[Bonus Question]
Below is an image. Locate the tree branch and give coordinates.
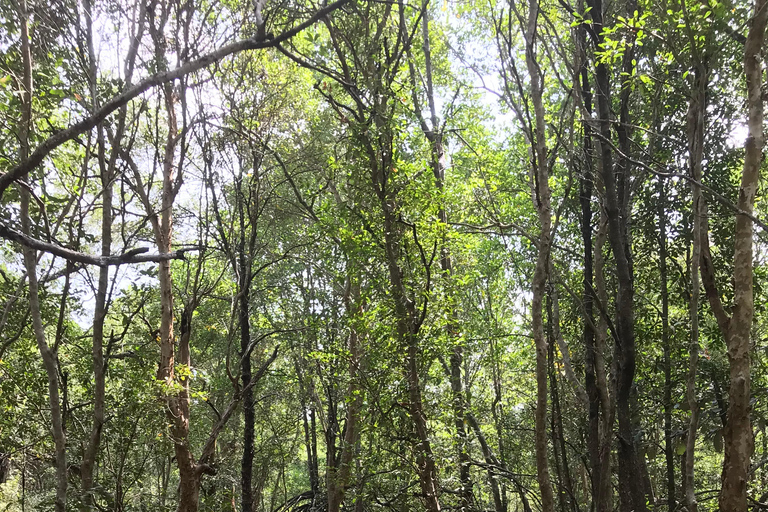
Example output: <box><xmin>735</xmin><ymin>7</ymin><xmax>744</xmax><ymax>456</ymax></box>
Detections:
<box><xmin>0</xmin><ymin>224</ymin><xmax>194</xmax><ymax>267</ymax></box>
<box><xmin>0</xmin><ymin>0</ymin><xmax>354</xmax><ymax>199</ymax></box>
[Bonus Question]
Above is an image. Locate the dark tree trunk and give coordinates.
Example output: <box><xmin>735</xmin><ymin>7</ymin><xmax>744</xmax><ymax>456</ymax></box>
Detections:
<box><xmin>240</xmin><ymin>262</ymin><xmax>255</xmax><ymax>512</ymax></box>
<box><xmin>408</xmin><ymin>4</ymin><xmax>472</xmax><ymax>506</ymax></box>
<box><xmin>585</xmin><ymin>0</ymin><xmax>645</xmax><ymax>508</ymax></box>
<box><xmin>383</xmin><ymin>206</ymin><xmax>441</xmax><ymax>512</ymax></box>
<box><xmin>547</xmin><ymin>311</ymin><xmax>577</xmax><ymax>512</ymax></box>
<box><xmin>658</xmin><ymin>176</ymin><xmax>676</xmax><ymax>512</ymax></box>
<box><xmin>577</xmin><ymin>28</ymin><xmax>603</xmax><ymax>512</ymax></box>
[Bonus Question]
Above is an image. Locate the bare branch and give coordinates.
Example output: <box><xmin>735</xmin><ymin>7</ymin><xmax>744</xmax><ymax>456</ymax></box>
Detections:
<box><xmin>0</xmin><ymin>224</ymin><xmax>195</xmax><ymax>267</ymax></box>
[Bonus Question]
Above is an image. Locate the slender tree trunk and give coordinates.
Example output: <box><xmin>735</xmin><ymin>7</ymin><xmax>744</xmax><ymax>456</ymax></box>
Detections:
<box><xmin>370</xmin><ymin>142</ymin><xmax>441</xmax><ymax>511</ymax></box>
<box><xmin>576</xmin><ymin>24</ymin><xmax>607</xmax><ymax>512</ymax></box>
<box><xmin>145</xmin><ymin>9</ymin><xmax>202</xmax><ymax>509</ymax></box>
<box><xmin>593</xmin><ymin>210</ymin><xmax>614</xmax><ymax>512</ymax></box>
<box><xmin>466</xmin><ymin>413</ymin><xmax>505</xmax><ymax>512</ymax></box>
<box><xmin>384</xmin><ymin>210</ymin><xmax>441</xmax><ymax>512</ymax></box>
<box><xmin>643</xmin><ymin>80</ymin><xmax>674</xmax><ymax>512</ymax></box>
<box><xmin>547</xmin><ymin>316</ymin><xmax>576</xmax><ymax>512</ymax></box>
<box><xmin>79</xmin><ymin>0</ymin><xmax>144</xmax><ymax>501</ymax></box>
<box><xmin>296</xmin><ymin>361</ymin><xmax>320</xmax><ymax>495</ymax></box>
<box><xmin>658</xmin><ymin>176</ymin><xmax>676</xmax><ymax>512</ymax></box>
<box><xmin>586</xmin><ymin>0</ymin><xmax>646</xmax><ymax>508</ymax></box>
<box><xmin>490</xmin><ymin>333</ymin><xmax>509</xmax><ymax>512</ymax></box>
<box><xmin>328</xmin><ymin>280</ymin><xmax>365</xmax><ymax>512</ymax></box>
<box><xmin>240</xmin><ymin>261</ymin><xmax>255</xmax><ymax>512</ymax></box>
<box><xmin>414</xmin><ymin>4</ymin><xmax>472</xmax><ymax>507</ymax></box>
<box><xmin>525</xmin><ymin>1</ymin><xmax>556</xmax><ymax>510</ymax></box>
<box><xmin>683</xmin><ymin>62</ymin><xmax>707</xmax><ymax>512</ymax></box>
<box><xmin>17</xmin><ymin>4</ymin><xmax>67</xmax><ymax>510</ymax></box>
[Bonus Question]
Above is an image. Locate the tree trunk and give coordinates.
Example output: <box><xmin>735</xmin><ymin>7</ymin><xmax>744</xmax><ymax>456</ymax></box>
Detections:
<box><xmin>593</xmin><ymin>208</ymin><xmax>614</xmax><ymax>512</ymax></box>
<box><xmin>547</xmin><ymin>316</ymin><xmax>576</xmax><ymax>512</ymax></box>
<box><xmin>683</xmin><ymin>62</ymin><xmax>707</xmax><ymax>512</ymax></box>
<box><xmin>525</xmin><ymin>1</ymin><xmax>556</xmax><ymax>510</ymax></box>
<box><xmin>586</xmin><ymin>0</ymin><xmax>645</xmax><ymax>508</ymax></box>
<box><xmin>240</xmin><ymin>261</ymin><xmax>255</xmax><ymax>512</ymax></box>
<box><xmin>576</xmin><ymin>25</ymin><xmax>610</xmax><ymax>512</ymax></box>
<box><xmin>716</xmin><ymin>2</ymin><xmax>768</xmax><ymax>509</ymax></box>
<box><xmin>144</xmin><ymin>9</ymin><xmax>203</xmax><ymax>509</ymax></box>
<box><xmin>17</xmin><ymin>3</ymin><xmax>67</xmax><ymax>510</ymax></box>
<box><xmin>379</xmin><ymin>197</ymin><xmax>441</xmax><ymax>512</ymax></box>
<box><xmin>296</xmin><ymin>360</ymin><xmax>320</xmax><ymax>495</ymax></box>
<box><xmin>80</xmin><ymin>0</ymin><xmax>147</xmax><ymax>502</ymax></box>
<box><xmin>414</xmin><ymin>4</ymin><xmax>472</xmax><ymax>507</ymax></box>
<box><xmin>328</xmin><ymin>280</ymin><xmax>365</xmax><ymax>512</ymax></box>
<box><xmin>466</xmin><ymin>413</ymin><xmax>506</xmax><ymax>512</ymax></box>
<box><xmin>659</xmin><ymin>176</ymin><xmax>676</xmax><ymax>512</ymax></box>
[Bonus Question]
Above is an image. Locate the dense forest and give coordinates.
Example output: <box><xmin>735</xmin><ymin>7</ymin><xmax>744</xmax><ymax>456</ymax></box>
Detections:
<box><xmin>1</xmin><ymin>0</ymin><xmax>767</xmax><ymax>510</ymax></box>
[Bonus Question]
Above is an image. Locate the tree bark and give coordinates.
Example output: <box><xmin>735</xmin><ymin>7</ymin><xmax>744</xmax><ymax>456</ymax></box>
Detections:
<box><xmin>658</xmin><ymin>177</ymin><xmax>676</xmax><ymax>512</ymax></box>
<box><xmin>714</xmin><ymin>2</ymin><xmax>768</xmax><ymax>510</ymax></box>
<box><xmin>327</xmin><ymin>280</ymin><xmax>365</xmax><ymax>512</ymax></box>
<box><xmin>16</xmin><ymin>2</ymin><xmax>67</xmax><ymax>509</ymax></box>
<box><xmin>80</xmin><ymin>0</ymin><xmax>145</xmax><ymax>504</ymax></box>
<box><xmin>575</xmin><ymin>24</ymin><xmax>612</xmax><ymax>512</ymax></box>
<box><xmin>585</xmin><ymin>0</ymin><xmax>645</xmax><ymax>507</ymax></box>
<box><xmin>683</xmin><ymin>62</ymin><xmax>707</xmax><ymax>512</ymax></box>
<box><xmin>524</xmin><ymin>1</ymin><xmax>556</xmax><ymax>510</ymax></box>
<box><xmin>593</xmin><ymin>208</ymin><xmax>614</xmax><ymax>512</ymax></box>
<box><xmin>383</xmin><ymin>207</ymin><xmax>441</xmax><ymax>512</ymax></box>
<box><xmin>466</xmin><ymin>413</ymin><xmax>506</xmax><ymax>512</ymax></box>
<box><xmin>546</xmin><ymin>312</ymin><xmax>577</xmax><ymax>512</ymax></box>
<box><xmin>145</xmin><ymin>10</ymin><xmax>199</xmax><ymax>509</ymax></box>
<box><xmin>240</xmin><ymin>259</ymin><xmax>255</xmax><ymax>512</ymax></box>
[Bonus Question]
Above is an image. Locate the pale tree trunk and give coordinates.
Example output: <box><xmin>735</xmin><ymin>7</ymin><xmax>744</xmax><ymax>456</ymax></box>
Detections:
<box><xmin>79</xmin><ymin>0</ymin><xmax>145</xmax><ymax>505</ymax></box>
<box><xmin>701</xmin><ymin>2</ymin><xmax>768</xmax><ymax>510</ymax></box>
<box><xmin>144</xmin><ymin>5</ymin><xmax>201</xmax><ymax>509</ymax></box>
<box><xmin>524</xmin><ymin>1</ymin><xmax>555</xmax><ymax>511</ymax></box>
<box><xmin>721</xmin><ymin>5</ymin><xmax>768</xmax><ymax>507</ymax></box>
<box><xmin>79</xmin><ymin>0</ymin><xmax>109</xmax><ymax>502</ymax></box>
<box><xmin>152</xmin><ymin>81</ymin><xmax>203</xmax><ymax>512</ymax></box>
<box><xmin>17</xmin><ymin>2</ymin><xmax>67</xmax><ymax>510</ymax></box>
<box><xmin>683</xmin><ymin>62</ymin><xmax>707</xmax><ymax>512</ymax></box>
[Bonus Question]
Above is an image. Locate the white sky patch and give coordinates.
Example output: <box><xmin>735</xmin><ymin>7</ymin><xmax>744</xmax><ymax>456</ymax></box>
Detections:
<box><xmin>727</xmin><ymin>123</ymin><xmax>748</xmax><ymax>149</ymax></box>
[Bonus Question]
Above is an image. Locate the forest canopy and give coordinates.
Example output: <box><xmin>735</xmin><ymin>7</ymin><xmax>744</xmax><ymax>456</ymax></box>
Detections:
<box><xmin>0</xmin><ymin>0</ymin><xmax>767</xmax><ymax>511</ymax></box>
